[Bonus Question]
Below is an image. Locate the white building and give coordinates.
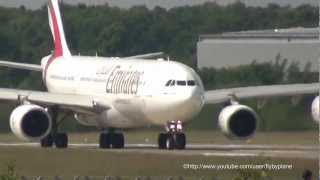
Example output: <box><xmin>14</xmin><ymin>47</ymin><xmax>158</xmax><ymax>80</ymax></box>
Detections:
<box><xmin>197</xmin><ymin>28</ymin><xmax>319</xmax><ymax>71</ymax></box>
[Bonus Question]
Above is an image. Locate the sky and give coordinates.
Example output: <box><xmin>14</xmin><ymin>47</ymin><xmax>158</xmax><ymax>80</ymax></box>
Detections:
<box><xmin>0</xmin><ymin>0</ymin><xmax>318</xmax><ymax>10</ymax></box>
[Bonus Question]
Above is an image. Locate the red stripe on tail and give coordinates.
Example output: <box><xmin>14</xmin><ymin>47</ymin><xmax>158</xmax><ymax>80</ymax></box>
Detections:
<box><xmin>43</xmin><ymin>1</ymin><xmax>63</xmax><ymax>85</ymax></box>
<box><xmin>49</xmin><ymin>0</ymin><xmax>63</xmax><ymax>58</ymax></box>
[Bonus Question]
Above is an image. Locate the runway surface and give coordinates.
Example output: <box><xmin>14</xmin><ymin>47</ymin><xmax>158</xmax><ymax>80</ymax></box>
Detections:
<box><xmin>0</xmin><ymin>142</ymin><xmax>318</xmax><ymax>160</ymax></box>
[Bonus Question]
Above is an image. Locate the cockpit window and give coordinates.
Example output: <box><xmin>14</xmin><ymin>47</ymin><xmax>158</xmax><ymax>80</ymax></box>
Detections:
<box><xmin>166</xmin><ymin>80</ymin><xmax>197</xmax><ymax>87</ymax></box>
<box><xmin>177</xmin><ymin>81</ymin><xmax>186</xmax><ymax>86</ymax></box>
<box><xmin>165</xmin><ymin>80</ymin><xmax>172</xmax><ymax>86</ymax></box>
<box><xmin>187</xmin><ymin>80</ymin><xmax>196</xmax><ymax>86</ymax></box>
<box><xmin>170</xmin><ymin>80</ymin><xmax>175</xmax><ymax>86</ymax></box>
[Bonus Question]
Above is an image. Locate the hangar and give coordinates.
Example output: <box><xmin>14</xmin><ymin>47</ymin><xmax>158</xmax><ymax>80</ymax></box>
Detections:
<box><xmin>197</xmin><ymin>27</ymin><xmax>319</xmax><ymax>71</ymax></box>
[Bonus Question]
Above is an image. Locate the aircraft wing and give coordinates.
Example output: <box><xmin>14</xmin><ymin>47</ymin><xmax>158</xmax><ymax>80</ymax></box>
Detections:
<box><xmin>0</xmin><ymin>60</ymin><xmax>42</xmax><ymax>72</ymax></box>
<box><xmin>124</xmin><ymin>52</ymin><xmax>164</xmax><ymax>59</ymax></box>
<box><xmin>205</xmin><ymin>83</ymin><xmax>319</xmax><ymax>104</ymax></box>
<box><xmin>0</xmin><ymin>88</ymin><xmax>109</xmax><ymax>114</ymax></box>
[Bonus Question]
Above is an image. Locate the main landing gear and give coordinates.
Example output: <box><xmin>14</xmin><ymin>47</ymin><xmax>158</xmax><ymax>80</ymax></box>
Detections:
<box><xmin>158</xmin><ymin>121</ymin><xmax>186</xmax><ymax>150</ymax></box>
<box><xmin>41</xmin><ymin>107</ymin><xmax>69</xmax><ymax>148</ymax></box>
<box><xmin>41</xmin><ymin>133</ymin><xmax>68</xmax><ymax>148</ymax></box>
<box><xmin>40</xmin><ymin>106</ymin><xmax>125</xmax><ymax>149</ymax></box>
<box><xmin>99</xmin><ymin>130</ymin><xmax>125</xmax><ymax>149</ymax></box>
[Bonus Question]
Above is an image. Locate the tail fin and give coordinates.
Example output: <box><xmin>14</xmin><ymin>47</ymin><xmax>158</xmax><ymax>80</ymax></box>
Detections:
<box><xmin>48</xmin><ymin>0</ymin><xmax>71</xmax><ymax>57</ymax></box>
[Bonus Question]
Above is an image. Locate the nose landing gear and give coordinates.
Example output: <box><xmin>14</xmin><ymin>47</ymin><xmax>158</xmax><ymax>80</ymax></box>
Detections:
<box><xmin>158</xmin><ymin>121</ymin><xmax>186</xmax><ymax>150</ymax></box>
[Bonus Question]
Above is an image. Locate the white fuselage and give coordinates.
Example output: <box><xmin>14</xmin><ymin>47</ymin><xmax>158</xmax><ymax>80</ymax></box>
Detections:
<box><xmin>42</xmin><ymin>56</ymin><xmax>205</xmax><ymax>128</ymax></box>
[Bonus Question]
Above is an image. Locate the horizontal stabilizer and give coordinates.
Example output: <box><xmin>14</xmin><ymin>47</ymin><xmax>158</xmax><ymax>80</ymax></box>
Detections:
<box><xmin>124</xmin><ymin>52</ymin><xmax>164</xmax><ymax>59</ymax></box>
<box><xmin>0</xmin><ymin>60</ymin><xmax>42</xmax><ymax>72</ymax></box>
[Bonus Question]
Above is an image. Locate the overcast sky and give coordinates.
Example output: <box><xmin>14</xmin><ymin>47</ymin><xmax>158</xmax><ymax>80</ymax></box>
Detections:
<box><xmin>0</xmin><ymin>0</ymin><xmax>318</xmax><ymax>10</ymax></box>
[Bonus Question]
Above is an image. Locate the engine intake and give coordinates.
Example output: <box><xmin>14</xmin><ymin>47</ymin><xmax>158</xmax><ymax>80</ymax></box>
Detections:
<box><xmin>219</xmin><ymin>104</ymin><xmax>258</xmax><ymax>139</ymax></box>
<box><xmin>10</xmin><ymin>105</ymin><xmax>52</xmax><ymax>141</ymax></box>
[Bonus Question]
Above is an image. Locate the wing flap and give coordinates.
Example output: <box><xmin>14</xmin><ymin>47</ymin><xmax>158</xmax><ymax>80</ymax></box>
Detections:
<box><xmin>205</xmin><ymin>83</ymin><xmax>319</xmax><ymax>104</ymax></box>
<box><xmin>0</xmin><ymin>60</ymin><xmax>42</xmax><ymax>72</ymax></box>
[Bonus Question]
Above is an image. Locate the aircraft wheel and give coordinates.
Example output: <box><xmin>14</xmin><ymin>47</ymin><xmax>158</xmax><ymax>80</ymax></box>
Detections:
<box><xmin>158</xmin><ymin>133</ymin><xmax>167</xmax><ymax>149</ymax></box>
<box><xmin>166</xmin><ymin>134</ymin><xmax>175</xmax><ymax>150</ymax></box>
<box><xmin>175</xmin><ymin>133</ymin><xmax>186</xmax><ymax>150</ymax></box>
<box><xmin>99</xmin><ymin>133</ymin><xmax>111</xmax><ymax>149</ymax></box>
<box><xmin>55</xmin><ymin>133</ymin><xmax>68</xmax><ymax>148</ymax></box>
<box><xmin>41</xmin><ymin>134</ymin><xmax>53</xmax><ymax>148</ymax></box>
<box><xmin>112</xmin><ymin>133</ymin><xmax>124</xmax><ymax>149</ymax></box>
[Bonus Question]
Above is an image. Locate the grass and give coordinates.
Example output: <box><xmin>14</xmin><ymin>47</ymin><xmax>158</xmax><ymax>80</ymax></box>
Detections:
<box><xmin>0</xmin><ymin>130</ymin><xmax>318</xmax><ymax>179</ymax></box>
<box><xmin>0</xmin><ymin>146</ymin><xmax>317</xmax><ymax>179</ymax></box>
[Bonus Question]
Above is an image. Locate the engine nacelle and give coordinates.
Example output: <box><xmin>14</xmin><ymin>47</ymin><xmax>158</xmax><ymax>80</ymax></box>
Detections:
<box><xmin>218</xmin><ymin>104</ymin><xmax>258</xmax><ymax>140</ymax></box>
<box><xmin>10</xmin><ymin>104</ymin><xmax>52</xmax><ymax>141</ymax></box>
<box><xmin>311</xmin><ymin>96</ymin><xmax>319</xmax><ymax>123</ymax></box>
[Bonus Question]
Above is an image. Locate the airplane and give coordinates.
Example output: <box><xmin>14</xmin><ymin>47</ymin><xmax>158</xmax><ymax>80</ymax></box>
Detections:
<box><xmin>0</xmin><ymin>0</ymin><xmax>318</xmax><ymax>150</ymax></box>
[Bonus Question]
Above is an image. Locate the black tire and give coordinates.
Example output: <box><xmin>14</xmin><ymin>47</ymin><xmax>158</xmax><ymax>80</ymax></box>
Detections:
<box><xmin>175</xmin><ymin>133</ymin><xmax>186</xmax><ymax>150</ymax></box>
<box><xmin>112</xmin><ymin>133</ymin><xmax>124</xmax><ymax>149</ymax></box>
<box><xmin>158</xmin><ymin>133</ymin><xmax>167</xmax><ymax>149</ymax></box>
<box><xmin>55</xmin><ymin>133</ymin><xmax>68</xmax><ymax>148</ymax></box>
<box><xmin>99</xmin><ymin>133</ymin><xmax>111</xmax><ymax>149</ymax></box>
<box><xmin>41</xmin><ymin>134</ymin><xmax>53</xmax><ymax>148</ymax></box>
<box><xmin>166</xmin><ymin>134</ymin><xmax>175</xmax><ymax>150</ymax></box>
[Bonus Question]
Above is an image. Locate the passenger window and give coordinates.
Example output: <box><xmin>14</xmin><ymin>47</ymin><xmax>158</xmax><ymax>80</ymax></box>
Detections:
<box><xmin>187</xmin><ymin>80</ymin><xmax>196</xmax><ymax>86</ymax></box>
<box><xmin>165</xmin><ymin>80</ymin><xmax>172</xmax><ymax>86</ymax></box>
<box><xmin>170</xmin><ymin>80</ymin><xmax>175</xmax><ymax>86</ymax></box>
<box><xmin>177</xmin><ymin>81</ymin><xmax>186</xmax><ymax>86</ymax></box>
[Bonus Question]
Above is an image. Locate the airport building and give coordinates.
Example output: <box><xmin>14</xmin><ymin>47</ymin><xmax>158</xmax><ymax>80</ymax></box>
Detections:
<box><xmin>197</xmin><ymin>27</ymin><xmax>320</xmax><ymax>71</ymax></box>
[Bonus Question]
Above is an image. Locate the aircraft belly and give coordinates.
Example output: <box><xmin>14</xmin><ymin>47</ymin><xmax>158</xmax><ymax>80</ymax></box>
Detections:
<box><xmin>100</xmin><ymin>96</ymin><xmax>150</xmax><ymax>128</ymax></box>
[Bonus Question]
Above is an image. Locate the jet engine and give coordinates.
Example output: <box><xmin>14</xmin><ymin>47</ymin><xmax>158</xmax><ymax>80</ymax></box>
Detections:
<box><xmin>311</xmin><ymin>96</ymin><xmax>319</xmax><ymax>123</ymax></box>
<box><xmin>10</xmin><ymin>104</ymin><xmax>52</xmax><ymax>141</ymax></box>
<box><xmin>218</xmin><ymin>104</ymin><xmax>258</xmax><ymax>139</ymax></box>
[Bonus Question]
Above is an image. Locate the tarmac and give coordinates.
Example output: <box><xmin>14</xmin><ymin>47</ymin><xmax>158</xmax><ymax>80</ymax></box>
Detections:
<box><xmin>0</xmin><ymin>142</ymin><xmax>318</xmax><ymax>160</ymax></box>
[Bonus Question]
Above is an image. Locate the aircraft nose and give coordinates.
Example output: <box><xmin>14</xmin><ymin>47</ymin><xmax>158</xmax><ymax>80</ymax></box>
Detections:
<box><xmin>179</xmin><ymin>87</ymin><xmax>204</xmax><ymax>115</ymax></box>
<box><xmin>190</xmin><ymin>87</ymin><xmax>205</xmax><ymax>107</ymax></box>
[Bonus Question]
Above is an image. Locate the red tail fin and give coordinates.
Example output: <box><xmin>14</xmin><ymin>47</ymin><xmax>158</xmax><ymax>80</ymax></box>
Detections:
<box><xmin>48</xmin><ymin>0</ymin><xmax>71</xmax><ymax>57</ymax></box>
